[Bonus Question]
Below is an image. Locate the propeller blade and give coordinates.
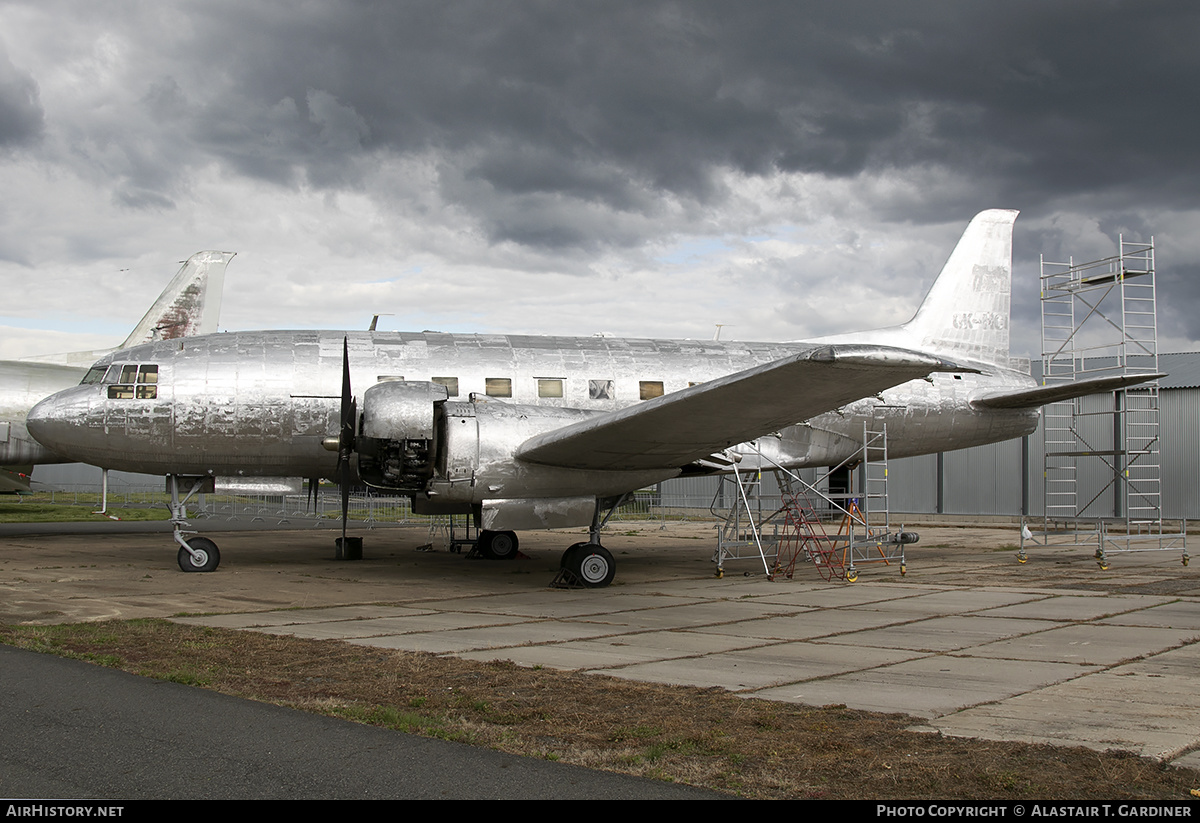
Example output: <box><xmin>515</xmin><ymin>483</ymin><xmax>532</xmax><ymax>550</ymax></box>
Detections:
<box><xmin>341</xmin><ymin>457</ymin><xmax>351</xmax><ymax>545</ymax></box>
<box><xmin>338</xmin><ymin>337</ymin><xmax>355</xmax><ymax>545</ymax></box>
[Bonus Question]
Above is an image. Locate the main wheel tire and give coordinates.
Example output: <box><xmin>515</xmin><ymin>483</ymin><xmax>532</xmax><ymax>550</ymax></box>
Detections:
<box><xmin>178</xmin><ymin>537</ymin><xmax>220</xmax><ymax>573</ymax></box>
<box><xmin>571</xmin><ymin>544</ymin><xmax>615</xmax><ymax>588</ymax></box>
<box><xmin>561</xmin><ymin>542</ymin><xmax>590</xmax><ymax>569</ymax></box>
<box><xmin>480</xmin><ymin>530</ymin><xmax>519</xmax><ymax>560</ymax></box>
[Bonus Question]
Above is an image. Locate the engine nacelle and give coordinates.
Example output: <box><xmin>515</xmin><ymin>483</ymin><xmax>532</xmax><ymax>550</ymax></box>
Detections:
<box><xmin>362</xmin><ymin>393</ymin><xmax>679</xmax><ymax>512</ymax></box>
<box><xmin>355</xmin><ymin>381</ymin><xmax>448</xmax><ymax>491</ymax></box>
<box><xmin>428</xmin><ymin>399</ymin><xmax>677</xmax><ymax>506</ymax></box>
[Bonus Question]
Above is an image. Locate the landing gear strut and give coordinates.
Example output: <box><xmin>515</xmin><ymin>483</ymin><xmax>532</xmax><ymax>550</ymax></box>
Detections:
<box><xmin>168</xmin><ymin>475</ymin><xmax>220</xmax><ymax>573</ymax></box>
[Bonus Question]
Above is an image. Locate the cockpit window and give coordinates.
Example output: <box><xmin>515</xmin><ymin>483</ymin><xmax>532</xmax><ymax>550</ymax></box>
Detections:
<box><xmin>81</xmin><ymin>366</ymin><xmax>106</xmax><ymax>385</ymax></box>
<box><xmin>106</xmin><ymin>364</ymin><xmax>159</xmax><ymax>400</ymax></box>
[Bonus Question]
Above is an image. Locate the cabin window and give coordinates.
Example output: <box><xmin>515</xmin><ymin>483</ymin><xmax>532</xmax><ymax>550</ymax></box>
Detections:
<box><xmin>639</xmin><ymin>381</ymin><xmax>664</xmax><ymax>400</ymax></box>
<box><xmin>485</xmin><ymin>377</ymin><xmax>512</xmax><ymax>398</ymax></box>
<box><xmin>589</xmin><ymin>379</ymin><xmax>614</xmax><ymax>400</ymax></box>
<box><xmin>376</xmin><ymin>375</ymin><xmax>404</xmax><ymax>383</ymax></box>
<box><xmin>431</xmin><ymin>377</ymin><xmax>459</xmax><ymax>397</ymax></box>
<box><xmin>81</xmin><ymin>366</ymin><xmax>106</xmax><ymax>385</ymax></box>
<box><xmin>107</xmin><ymin>364</ymin><xmax>159</xmax><ymax>400</ymax></box>
<box><xmin>537</xmin><ymin>378</ymin><xmax>563</xmax><ymax>398</ymax></box>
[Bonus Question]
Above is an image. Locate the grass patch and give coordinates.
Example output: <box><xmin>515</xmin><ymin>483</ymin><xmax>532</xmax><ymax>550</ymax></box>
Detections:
<box><xmin>0</xmin><ymin>503</ymin><xmax>169</xmax><ymax>523</ymax></box>
<box><xmin>1</xmin><ymin>618</ymin><xmax>1197</xmax><ymax>800</ymax></box>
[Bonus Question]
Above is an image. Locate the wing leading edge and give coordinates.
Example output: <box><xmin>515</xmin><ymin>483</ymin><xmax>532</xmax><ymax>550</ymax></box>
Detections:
<box><xmin>515</xmin><ymin>344</ymin><xmax>965</xmax><ymax>472</ymax></box>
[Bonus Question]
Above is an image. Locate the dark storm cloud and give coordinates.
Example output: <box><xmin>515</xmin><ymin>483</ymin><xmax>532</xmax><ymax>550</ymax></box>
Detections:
<box><xmin>138</xmin><ymin>1</ymin><xmax>1195</xmax><ymax>236</ymax></box>
<box><xmin>9</xmin><ymin>0</ymin><xmax>1200</xmax><ymax>348</ymax></box>
<box><xmin>0</xmin><ymin>42</ymin><xmax>43</xmax><ymax>147</ymax></box>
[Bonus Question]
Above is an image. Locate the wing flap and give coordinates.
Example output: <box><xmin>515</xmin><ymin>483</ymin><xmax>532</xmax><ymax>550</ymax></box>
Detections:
<box><xmin>971</xmin><ymin>373</ymin><xmax>1165</xmax><ymax>410</ymax></box>
<box><xmin>516</xmin><ymin>344</ymin><xmax>961</xmax><ymax>471</ymax></box>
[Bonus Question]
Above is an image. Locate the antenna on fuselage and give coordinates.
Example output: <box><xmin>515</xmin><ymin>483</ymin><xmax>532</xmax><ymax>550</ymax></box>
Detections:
<box><xmin>369</xmin><ymin>314</ymin><xmax>393</xmax><ymax>331</ymax></box>
<box><xmin>713</xmin><ymin>324</ymin><xmax>733</xmax><ymax>341</ymax></box>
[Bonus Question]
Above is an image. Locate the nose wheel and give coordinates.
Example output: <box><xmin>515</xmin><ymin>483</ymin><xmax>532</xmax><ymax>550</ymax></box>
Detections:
<box><xmin>178</xmin><ymin>537</ymin><xmax>220</xmax><ymax>572</ymax></box>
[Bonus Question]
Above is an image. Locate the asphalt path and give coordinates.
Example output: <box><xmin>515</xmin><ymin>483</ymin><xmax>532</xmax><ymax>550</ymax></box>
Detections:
<box><xmin>0</xmin><ymin>645</ymin><xmax>723</xmax><ymax>800</ymax></box>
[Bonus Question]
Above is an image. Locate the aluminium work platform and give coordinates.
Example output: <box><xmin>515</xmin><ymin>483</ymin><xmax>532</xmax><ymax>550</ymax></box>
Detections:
<box><xmin>1021</xmin><ymin>235</ymin><xmax>1187</xmax><ymax>568</ymax></box>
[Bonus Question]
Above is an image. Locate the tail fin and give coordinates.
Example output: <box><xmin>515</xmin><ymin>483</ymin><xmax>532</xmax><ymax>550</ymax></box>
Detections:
<box><xmin>19</xmin><ymin>250</ymin><xmax>234</xmax><ymax>366</ymax></box>
<box><xmin>120</xmin><ymin>250</ymin><xmax>234</xmax><ymax>346</ymax></box>
<box><xmin>903</xmin><ymin>209</ymin><xmax>1018</xmax><ymax>367</ymax></box>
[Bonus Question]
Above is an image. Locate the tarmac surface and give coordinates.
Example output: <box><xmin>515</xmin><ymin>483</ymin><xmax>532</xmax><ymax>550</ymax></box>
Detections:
<box><xmin>3</xmin><ymin>518</ymin><xmax>1199</xmax><ymax>771</ymax></box>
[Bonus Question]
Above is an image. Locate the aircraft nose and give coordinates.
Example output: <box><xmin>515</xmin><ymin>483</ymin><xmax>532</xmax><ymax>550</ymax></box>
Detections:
<box><xmin>27</xmin><ymin>387</ymin><xmax>92</xmax><ymax>459</ymax></box>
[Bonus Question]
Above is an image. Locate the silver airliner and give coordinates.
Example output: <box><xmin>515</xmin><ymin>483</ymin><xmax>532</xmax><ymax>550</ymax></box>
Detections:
<box><xmin>0</xmin><ymin>251</ymin><xmax>233</xmax><ymax>491</ymax></box>
<box><xmin>26</xmin><ymin>212</ymin><xmax>1152</xmax><ymax>585</ymax></box>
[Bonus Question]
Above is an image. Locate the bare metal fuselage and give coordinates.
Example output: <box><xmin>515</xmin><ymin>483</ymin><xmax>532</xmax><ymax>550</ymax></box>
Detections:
<box><xmin>27</xmin><ymin>329</ymin><xmax>1039</xmax><ymax>508</ymax></box>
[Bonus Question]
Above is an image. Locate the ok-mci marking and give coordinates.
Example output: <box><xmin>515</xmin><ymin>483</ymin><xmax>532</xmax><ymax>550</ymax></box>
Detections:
<box><xmin>26</xmin><ymin>211</ymin><xmax>1157</xmax><ymax>586</ymax></box>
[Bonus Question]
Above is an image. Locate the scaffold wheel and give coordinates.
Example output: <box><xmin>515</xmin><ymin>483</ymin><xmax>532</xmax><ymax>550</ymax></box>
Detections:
<box><xmin>846</xmin><ymin>569</ymin><xmax>859</xmax><ymax>583</ymax></box>
<box><xmin>715</xmin><ymin>568</ymin><xmax>724</xmax><ymax>579</ymax></box>
<box><xmin>1183</xmin><ymin>554</ymin><xmax>1190</xmax><ymax>567</ymax></box>
<box><xmin>1098</xmin><ymin>561</ymin><xmax>1109</xmax><ymax>571</ymax></box>
<box><xmin>1017</xmin><ymin>551</ymin><xmax>1027</xmax><ymax>564</ymax></box>
<box><xmin>899</xmin><ymin>563</ymin><xmax>907</xmax><ymax>577</ymax></box>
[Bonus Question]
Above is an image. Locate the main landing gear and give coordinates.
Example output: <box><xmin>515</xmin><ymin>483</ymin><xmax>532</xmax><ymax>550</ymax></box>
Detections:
<box><xmin>552</xmin><ymin>494</ymin><xmax>628</xmax><ymax>589</ymax></box>
<box><xmin>478</xmin><ymin>529</ymin><xmax>520</xmax><ymax>560</ymax></box>
<box><xmin>168</xmin><ymin>475</ymin><xmax>221</xmax><ymax>573</ymax></box>
<box><xmin>559</xmin><ymin>542</ymin><xmax>616</xmax><ymax>587</ymax></box>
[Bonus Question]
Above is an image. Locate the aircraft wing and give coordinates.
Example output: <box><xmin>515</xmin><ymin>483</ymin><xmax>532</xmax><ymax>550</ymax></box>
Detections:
<box><xmin>970</xmin><ymin>372</ymin><xmax>1166</xmax><ymax>410</ymax></box>
<box><xmin>0</xmin><ymin>464</ymin><xmax>33</xmax><ymax>494</ymax></box>
<box><xmin>515</xmin><ymin>344</ymin><xmax>962</xmax><ymax>472</ymax></box>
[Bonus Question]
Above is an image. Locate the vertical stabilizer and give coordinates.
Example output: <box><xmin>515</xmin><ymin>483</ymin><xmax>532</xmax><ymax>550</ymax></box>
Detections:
<box><xmin>120</xmin><ymin>251</ymin><xmax>235</xmax><ymax>347</ymax></box>
<box><xmin>903</xmin><ymin>209</ymin><xmax>1017</xmax><ymax>366</ymax></box>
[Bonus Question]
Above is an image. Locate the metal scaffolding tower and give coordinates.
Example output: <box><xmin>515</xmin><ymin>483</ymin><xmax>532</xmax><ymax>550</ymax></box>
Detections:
<box><xmin>1021</xmin><ymin>235</ymin><xmax>1187</xmax><ymax>567</ymax></box>
<box><xmin>712</xmin><ymin>423</ymin><xmax>915</xmax><ymax>582</ymax></box>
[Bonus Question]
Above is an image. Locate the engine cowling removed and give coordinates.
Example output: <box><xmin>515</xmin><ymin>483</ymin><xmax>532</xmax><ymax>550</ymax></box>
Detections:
<box><xmin>354</xmin><ymin>380</ymin><xmax>448</xmax><ymax>491</ymax></box>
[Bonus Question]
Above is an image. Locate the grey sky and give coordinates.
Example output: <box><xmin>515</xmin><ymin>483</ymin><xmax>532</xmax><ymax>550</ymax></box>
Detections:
<box><xmin>0</xmin><ymin>1</ymin><xmax>1196</xmax><ymax>358</ymax></box>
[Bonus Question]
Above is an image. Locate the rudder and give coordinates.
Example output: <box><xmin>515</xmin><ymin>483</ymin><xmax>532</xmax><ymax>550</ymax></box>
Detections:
<box><xmin>903</xmin><ymin>209</ymin><xmax>1018</xmax><ymax>367</ymax></box>
<box><xmin>120</xmin><ymin>251</ymin><xmax>235</xmax><ymax>347</ymax></box>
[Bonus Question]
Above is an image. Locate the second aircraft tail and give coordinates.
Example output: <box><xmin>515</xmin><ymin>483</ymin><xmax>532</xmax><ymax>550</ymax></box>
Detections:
<box><xmin>120</xmin><ymin>250</ymin><xmax>235</xmax><ymax>347</ymax></box>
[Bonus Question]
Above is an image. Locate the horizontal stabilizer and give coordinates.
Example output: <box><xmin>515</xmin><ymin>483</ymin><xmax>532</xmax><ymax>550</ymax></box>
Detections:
<box><xmin>970</xmin><ymin>373</ymin><xmax>1165</xmax><ymax>410</ymax></box>
<box><xmin>517</xmin><ymin>344</ymin><xmax>963</xmax><ymax>472</ymax></box>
